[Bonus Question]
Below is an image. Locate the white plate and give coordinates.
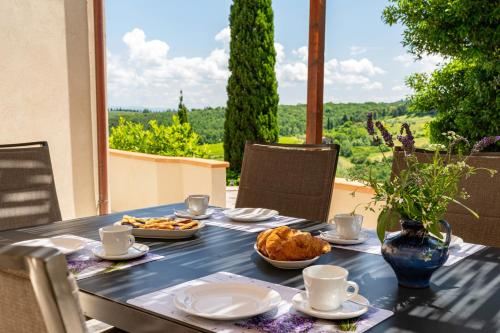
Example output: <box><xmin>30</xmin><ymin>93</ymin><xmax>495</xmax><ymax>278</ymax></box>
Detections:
<box><xmin>174</xmin><ymin>208</ymin><xmax>215</xmax><ymax>220</ymax></box>
<box><xmin>12</xmin><ymin>236</ymin><xmax>86</xmax><ymax>255</ymax></box>
<box><xmin>387</xmin><ymin>231</ymin><xmax>463</xmax><ymax>248</ymax></box>
<box><xmin>292</xmin><ymin>291</ymin><xmax>369</xmax><ymax>320</ymax></box>
<box><xmin>254</xmin><ymin>244</ymin><xmax>319</xmax><ymax>269</ymax></box>
<box><xmin>319</xmin><ymin>230</ymin><xmax>369</xmax><ymax>245</ymax></box>
<box><xmin>114</xmin><ymin>221</ymin><xmax>205</xmax><ymax>239</ymax></box>
<box><xmin>174</xmin><ymin>283</ymin><xmax>281</xmax><ymax>320</ymax></box>
<box><xmin>92</xmin><ymin>243</ymin><xmax>149</xmax><ymax>260</ymax></box>
<box><xmin>223</xmin><ymin>208</ymin><xmax>279</xmax><ymax>222</ymax></box>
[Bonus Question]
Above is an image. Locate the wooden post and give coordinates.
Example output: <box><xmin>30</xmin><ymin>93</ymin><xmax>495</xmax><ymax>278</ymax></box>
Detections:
<box><xmin>306</xmin><ymin>0</ymin><xmax>326</xmax><ymax>144</ymax></box>
<box><xmin>93</xmin><ymin>0</ymin><xmax>109</xmax><ymax>214</ymax></box>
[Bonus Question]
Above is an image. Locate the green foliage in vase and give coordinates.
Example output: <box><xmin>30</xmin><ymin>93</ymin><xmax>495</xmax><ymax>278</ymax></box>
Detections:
<box><xmin>353</xmin><ymin>114</ymin><xmax>498</xmax><ymax>242</ymax></box>
<box><xmin>177</xmin><ymin>90</ymin><xmax>189</xmax><ymax>125</ymax></box>
<box><xmin>383</xmin><ymin>0</ymin><xmax>500</xmax><ymax>151</ymax></box>
<box><xmin>224</xmin><ymin>0</ymin><xmax>279</xmax><ymax>172</ymax></box>
<box><xmin>109</xmin><ymin>116</ymin><xmax>207</xmax><ymax>158</ymax></box>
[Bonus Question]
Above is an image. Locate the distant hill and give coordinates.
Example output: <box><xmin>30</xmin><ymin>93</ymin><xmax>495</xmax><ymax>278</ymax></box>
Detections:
<box><xmin>109</xmin><ymin>101</ymin><xmax>434</xmax><ymax>144</ymax></box>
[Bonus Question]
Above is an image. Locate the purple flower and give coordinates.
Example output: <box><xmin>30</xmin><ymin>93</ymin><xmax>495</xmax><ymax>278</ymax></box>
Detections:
<box><xmin>236</xmin><ymin>313</ymin><xmax>315</xmax><ymax>333</ymax></box>
<box><xmin>472</xmin><ymin>136</ymin><xmax>500</xmax><ymax>153</ymax></box>
<box><xmin>375</xmin><ymin>121</ymin><xmax>394</xmax><ymax>147</ymax></box>
<box><xmin>366</xmin><ymin>112</ymin><xmax>375</xmax><ymax>135</ymax></box>
<box><xmin>397</xmin><ymin>123</ymin><xmax>415</xmax><ymax>153</ymax></box>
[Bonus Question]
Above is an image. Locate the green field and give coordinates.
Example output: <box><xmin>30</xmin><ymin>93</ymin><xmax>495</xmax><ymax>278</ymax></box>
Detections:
<box><xmin>109</xmin><ymin>102</ymin><xmax>435</xmax><ymax>182</ymax></box>
<box><xmin>206</xmin><ymin>136</ymin><xmax>304</xmax><ymax>160</ymax></box>
<box><xmin>205</xmin><ymin>115</ymin><xmax>433</xmax><ymax>181</ymax></box>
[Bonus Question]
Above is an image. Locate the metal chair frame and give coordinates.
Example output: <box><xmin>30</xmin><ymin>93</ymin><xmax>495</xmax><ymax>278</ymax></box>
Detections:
<box><xmin>0</xmin><ymin>245</ymin><xmax>87</xmax><ymax>333</ymax></box>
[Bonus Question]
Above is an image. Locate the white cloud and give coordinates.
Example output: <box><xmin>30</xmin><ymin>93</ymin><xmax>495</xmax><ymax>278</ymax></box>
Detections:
<box><xmin>292</xmin><ymin>46</ymin><xmax>308</xmax><ymax>62</ymax></box>
<box><xmin>394</xmin><ymin>53</ymin><xmax>446</xmax><ymax>72</ymax></box>
<box><xmin>108</xmin><ymin>28</ymin><xmax>391</xmax><ymax>107</ymax></box>
<box><xmin>274</xmin><ymin>43</ymin><xmax>285</xmax><ymax>63</ymax></box>
<box><xmin>393</xmin><ymin>53</ymin><xmax>413</xmax><ymax>67</ymax></box>
<box><xmin>214</xmin><ymin>26</ymin><xmax>230</xmax><ymax>45</ymax></box>
<box><xmin>277</xmin><ymin>62</ymin><xmax>308</xmax><ymax>84</ymax></box>
<box><xmin>123</xmin><ymin>28</ymin><xmax>169</xmax><ymax>65</ymax></box>
<box><xmin>108</xmin><ymin>28</ymin><xmax>230</xmax><ymax>108</ymax></box>
<box><xmin>362</xmin><ymin>81</ymin><xmax>383</xmax><ymax>91</ymax></box>
<box><xmin>349</xmin><ymin>45</ymin><xmax>367</xmax><ymax>56</ymax></box>
<box><xmin>391</xmin><ymin>85</ymin><xmax>404</xmax><ymax>91</ymax></box>
<box><xmin>339</xmin><ymin>58</ymin><xmax>385</xmax><ymax>76</ymax></box>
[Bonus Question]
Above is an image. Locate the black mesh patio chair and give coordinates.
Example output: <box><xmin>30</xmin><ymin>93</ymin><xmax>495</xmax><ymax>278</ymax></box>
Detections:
<box><xmin>236</xmin><ymin>142</ymin><xmax>340</xmax><ymax>222</ymax></box>
<box><xmin>0</xmin><ymin>141</ymin><xmax>61</xmax><ymax>231</ymax></box>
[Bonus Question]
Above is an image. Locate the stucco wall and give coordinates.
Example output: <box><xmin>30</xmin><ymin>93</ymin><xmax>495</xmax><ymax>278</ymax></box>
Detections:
<box><xmin>328</xmin><ymin>178</ymin><xmax>381</xmax><ymax>229</ymax></box>
<box><xmin>0</xmin><ymin>0</ymin><xmax>98</xmax><ymax>218</ymax></box>
<box><xmin>109</xmin><ymin>150</ymin><xmax>228</xmax><ymax>212</ymax></box>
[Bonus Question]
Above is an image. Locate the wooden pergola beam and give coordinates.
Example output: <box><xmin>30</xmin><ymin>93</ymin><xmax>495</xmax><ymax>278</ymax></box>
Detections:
<box><xmin>93</xmin><ymin>0</ymin><xmax>109</xmax><ymax>215</ymax></box>
<box><xmin>306</xmin><ymin>0</ymin><xmax>327</xmax><ymax>144</ymax></box>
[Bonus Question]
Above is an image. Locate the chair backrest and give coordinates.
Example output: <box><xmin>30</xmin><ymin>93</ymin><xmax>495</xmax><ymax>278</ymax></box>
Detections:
<box><xmin>236</xmin><ymin>142</ymin><xmax>340</xmax><ymax>222</ymax></box>
<box><xmin>391</xmin><ymin>148</ymin><xmax>500</xmax><ymax>246</ymax></box>
<box><xmin>0</xmin><ymin>245</ymin><xmax>87</xmax><ymax>333</ymax></box>
<box><xmin>0</xmin><ymin>141</ymin><xmax>62</xmax><ymax>231</ymax></box>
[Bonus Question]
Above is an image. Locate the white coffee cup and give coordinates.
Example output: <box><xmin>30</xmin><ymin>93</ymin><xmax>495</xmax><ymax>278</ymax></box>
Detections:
<box><xmin>185</xmin><ymin>194</ymin><xmax>209</xmax><ymax>215</ymax></box>
<box><xmin>99</xmin><ymin>225</ymin><xmax>135</xmax><ymax>256</ymax></box>
<box><xmin>303</xmin><ymin>265</ymin><xmax>359</xmax><ymax>311</ymax></box>
<box><xmin>333</xmin><ymin>214</ymin><xmax>363</xmax><ymax>239</ymax></box>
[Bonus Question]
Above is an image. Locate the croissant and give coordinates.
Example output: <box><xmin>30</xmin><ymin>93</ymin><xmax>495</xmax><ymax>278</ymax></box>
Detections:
<box><xmin>257</xmin><ymin>226</ymin><xmax>331</xmax><ymax>261</ymax></box>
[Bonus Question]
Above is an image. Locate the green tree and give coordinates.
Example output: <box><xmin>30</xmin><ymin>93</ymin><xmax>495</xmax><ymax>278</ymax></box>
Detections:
<box><xmin>383</xmin><ymin>0</ymin><xmax>500</xmax><ymax>150</ymax></box>
<box><xmin>224</xmin><ymin>0</ymin><xmax>279</xmax><ymax>171</ymax></box>
<box><xmin>177</xmin><ymin>90</ymin><xmax>189</xmax><ymax>124</ymax></box>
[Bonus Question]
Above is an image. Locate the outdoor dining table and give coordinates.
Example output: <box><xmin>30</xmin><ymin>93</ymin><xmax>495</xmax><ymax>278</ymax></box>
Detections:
<box><xmin>0</xmin><ymin>203</ymin><xmax>499</xmax><ymax>333</ymax></box>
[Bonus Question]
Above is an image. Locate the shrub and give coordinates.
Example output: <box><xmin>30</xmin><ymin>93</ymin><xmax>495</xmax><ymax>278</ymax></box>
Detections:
<box><xmin>109</xmin><ymin>116</ymin><xmax>207</xmax><ymax>158</ymax></box>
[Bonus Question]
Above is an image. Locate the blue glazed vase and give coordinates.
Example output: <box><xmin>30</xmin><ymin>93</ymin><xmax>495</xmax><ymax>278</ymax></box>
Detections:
<box><xmin>381</xmin><ymin>219</ymin><xmax>451</xmax><ymax>288</ymax></box>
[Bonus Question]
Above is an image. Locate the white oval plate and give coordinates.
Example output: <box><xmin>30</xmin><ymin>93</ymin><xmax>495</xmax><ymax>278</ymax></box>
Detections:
<box><xmin>254</xmin><ymin>244</ymin><xmax>319</xmax><ymax>269</ymax></box>
<box><xmin>223</xmin><ymin>208</ymin><xmax>279</xmax><ymax>222</ymax></box>
<box><xmin>13</xmin><ymin>236</ymin><xmax>86</xmax><ymax>255</ymax></box>
<box><xmin>174</xmin><ymin>208</ymin><xmax>215</xmax><ymax>220</ymax></box>
<box><xmin>92</xmin><ymin>243</ymin><xmax>149</xmax><ymax>261</ymax></box>
<box><xmin>174</xmin><ymin>283</ymin><xmax>281</xmax><ymax>320</ymax></box>
<box><xmin>114</xmin><ymin>221</ymin><xmax>205</xmax><ymax>239</ymax></box>
<box><xmin>387</xmin><ymin>231</ymin><xmax>463</xmax><ymax>248</ymax></box>
<box><xmin>292</xmin><ymin>291</ymin><xmax>369</xmax><ymax>320</ymax></box>
<box><xmin>319</xmin><ymin>230</ymin><xmax>369</xmax><ymax>245</ymax></box>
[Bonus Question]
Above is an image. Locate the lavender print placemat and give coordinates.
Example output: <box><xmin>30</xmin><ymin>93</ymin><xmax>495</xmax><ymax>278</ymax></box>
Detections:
<box><xmin>330</xmin><ymin>229</ymin><xmax>485</xmax><ymax>267</ymax></box>
<box><xmin>204</xmin><ymin>211</ymin><xmax>306</xmax><ymax>233</ymax></box>
<box><xmin>59</xmin><ymin>235</ymin><xmax>164</xmax><ymax>280</ymax></box>
<box><xmin>127</xmin><ymin>272</ymin><xmax>393</xmax><ymax>333</ymax></box>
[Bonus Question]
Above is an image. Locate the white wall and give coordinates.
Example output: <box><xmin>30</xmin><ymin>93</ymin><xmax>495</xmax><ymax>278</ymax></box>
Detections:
<box><xmin>0</xmin><ymin>0</ymin><xmax>98</xmax><ymax>218</ymax></box>
<box><xmin>109</xmin><ymin>150</ymin><xmax>228</xmax><ymax>212</ymax></box>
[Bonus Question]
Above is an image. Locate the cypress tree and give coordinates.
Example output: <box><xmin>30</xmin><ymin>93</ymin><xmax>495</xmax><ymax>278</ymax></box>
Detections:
<box><xmin>177</xmin><ymin>90</ymin><xmax>189</xmax><ymax>124</ymax></box>
<box><xmin>224</xmin><ymin>0</ymin><xmax>279</xmax><ymax>172</ymax></box>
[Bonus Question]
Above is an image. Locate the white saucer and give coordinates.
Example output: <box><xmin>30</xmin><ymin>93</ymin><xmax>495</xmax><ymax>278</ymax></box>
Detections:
<box><xmin>174</xmin><ymin>208</ymin><xmax>214</xmax><ymax>220</ymax></box>
<box><xmin>92</xmin><ymin>243</ymin><xmax>149</xmax><ymax>260</ymax></box>
<box><xmin>292</xmin><ymin>292</ymin><xmax>369</xmax><ymax>320</ymax></box>
<box><xmin>13</xmin><ymin>236</ymin><xmax>86</xmax><ymax>255</ymax></box>
<box><xmin>319</xmin><ymin>230</ymin><xmax>369</xmax><ymax>245</ymax></box>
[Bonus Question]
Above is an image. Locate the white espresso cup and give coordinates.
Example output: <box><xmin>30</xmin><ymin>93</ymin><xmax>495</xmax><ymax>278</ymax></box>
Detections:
<box><xmin>185</xmin><ymin>194</ymin><xmax>209</xmax><ymax>215</ymax></box>
<box><xmin>303</xmin><ymin>265</ymin><xmax>359</xmax><ymax>311</ymax></box>
<box><xmin>333</xmin><ymin>214</ymin><xmax>363</xmax><ymax>239</ymax></box>
<box><xmin>99</xmin><ymin>225</ymin><xmax>135</xmax><ymax>256</ymax></box>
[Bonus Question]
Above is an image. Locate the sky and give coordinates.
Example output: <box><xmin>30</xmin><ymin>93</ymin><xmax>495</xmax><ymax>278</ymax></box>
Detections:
<box><xmin>105</xmin><ymin>0</ymin><xmax>444</xmax><ymax>109</ymax></box>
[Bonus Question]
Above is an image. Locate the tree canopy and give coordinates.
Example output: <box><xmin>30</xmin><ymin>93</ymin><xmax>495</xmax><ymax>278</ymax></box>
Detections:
<box><xmin>383</xmin><ymin>0</ymin><xmax>500</xmax><ymax>150</ymax></box>
<box><xmin>177</xmin><ymin>90</ymin><xmax>189</xmax><ymax>124</ymax></box>
<box><xmin>224</xmin><ymin>0</ymin><xmax>279</xmax><ymax>171</ymax></box>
